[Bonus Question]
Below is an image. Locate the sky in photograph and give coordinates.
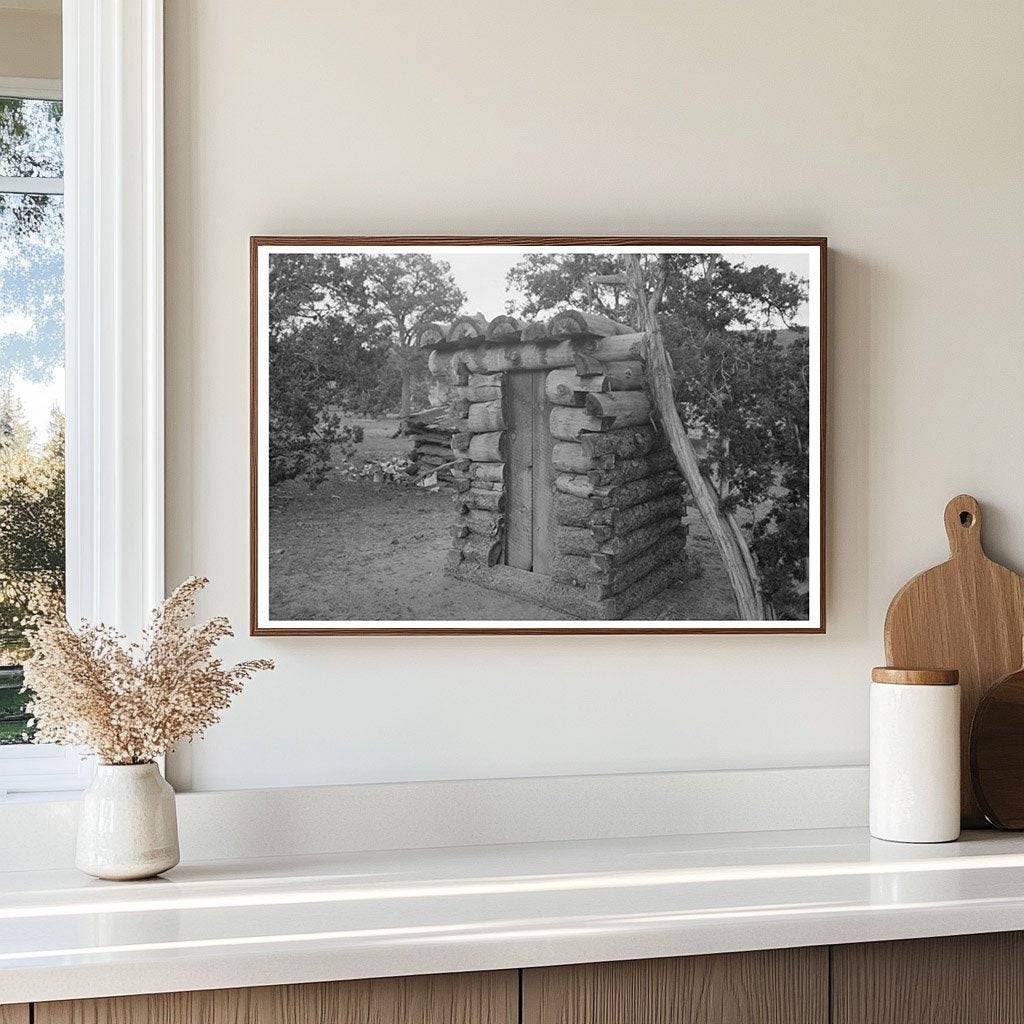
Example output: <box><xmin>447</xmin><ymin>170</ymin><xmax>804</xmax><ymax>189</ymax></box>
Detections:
<box><xmin>442</xmin><ymin>251</ymin><xmax>811</xmax><ymax>326</ymax></box>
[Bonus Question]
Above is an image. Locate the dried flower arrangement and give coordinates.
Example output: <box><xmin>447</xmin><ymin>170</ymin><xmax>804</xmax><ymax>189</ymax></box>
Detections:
<box><xmin>23</xmin><ymin>577</ymin><xmax>273</xmax><ymax>765</ymax></box>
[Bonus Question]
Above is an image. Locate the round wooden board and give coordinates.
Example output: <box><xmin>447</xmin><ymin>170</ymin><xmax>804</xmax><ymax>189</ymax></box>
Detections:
<box><xmin>970</xmin><ymin>664</ymin><xmax>1024</xmax><ymax>829</ymax></box>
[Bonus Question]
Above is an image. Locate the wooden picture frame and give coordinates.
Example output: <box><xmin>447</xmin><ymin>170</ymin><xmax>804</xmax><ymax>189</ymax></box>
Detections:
<box><xmin>251</xmin><ymin>236</ymin><xmax>827</xmax><ymax>635</ymax></box>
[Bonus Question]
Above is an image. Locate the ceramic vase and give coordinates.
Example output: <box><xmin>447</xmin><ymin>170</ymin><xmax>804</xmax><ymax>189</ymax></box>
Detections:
<box><xmin>76</xmin><ymin>762</ymin><xmax>180</xmax><ymax>880</ymax></box>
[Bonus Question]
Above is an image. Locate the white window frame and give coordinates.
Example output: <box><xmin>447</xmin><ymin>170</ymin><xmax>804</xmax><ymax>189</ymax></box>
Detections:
<box><xmin>0</xmin><ymin>0</ymin><xmax>165</xmax><ymax>799</ymax></box>
<box><xmin>0</xmin><ymin>77</ymin><xmax>61</xmax><ymax>101</ymax></box>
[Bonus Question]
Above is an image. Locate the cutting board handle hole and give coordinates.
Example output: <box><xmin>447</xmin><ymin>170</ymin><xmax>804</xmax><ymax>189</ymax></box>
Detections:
<box><xmin>944</xmin><ymin>495</ymin><xmax>982</xmax><ymax>555</ymax></box>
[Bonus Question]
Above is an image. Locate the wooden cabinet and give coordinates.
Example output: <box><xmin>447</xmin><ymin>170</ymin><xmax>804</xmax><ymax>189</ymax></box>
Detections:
<box><xmin>522</xmin><ymin>948</ymin><xmax>828</xmax><ymax>1024</ymax></box>
<box><xmin>832</xmin><ymin>932</ymin><xmax>1024</xmax><ymax>1024</ymax></box>
<box><xmin>34</xmin><ymin>971</ymin><xmax>517</xmax><ymax>1024</ymax></box>
<box><xmin>21</xmin><ymin>932</ymin><xmax>1024</xmax><ymax>1024</ymax></box>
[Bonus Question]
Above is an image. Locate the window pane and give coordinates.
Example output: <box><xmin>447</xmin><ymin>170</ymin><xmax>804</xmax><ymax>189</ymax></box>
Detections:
<box><xmin>0</xmin><ymin>189</ymin><xmax>65</xmax><ymax>744</ymax></box>
<box><xmin>0</xmin><ymin>97</ymin><xmax>63</xmax><ymax>179</ymax></box>
<box><xmin>0</xmin><ymin>665</ymin><xmax>30</xmax><ymax>743</ymax></box>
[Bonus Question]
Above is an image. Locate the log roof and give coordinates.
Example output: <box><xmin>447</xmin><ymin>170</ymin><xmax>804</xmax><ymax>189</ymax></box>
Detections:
<box><xmin>415</xmin><ymin>308</ymin><xmax>636</xmax><ymax>351</ymax></box>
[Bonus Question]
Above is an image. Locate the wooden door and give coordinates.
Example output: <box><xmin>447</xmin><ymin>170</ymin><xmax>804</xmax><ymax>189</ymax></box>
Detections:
<box><xmin>832</xmin><ymin>932</ymin><xmax>1024</xmax><ymax>1023</ymax></box>
<box><xmin>35</xmin><ymin>971</ymin><xmax>517</xmax><ymax>1024</ymax></box>
<box><xmin>505</xmin><ymin>371</ymin><xmax>554</xmax><ymax>575</ymax></box>
<box><xmin>523</xmin><ymin>949</ymin><xmax>828</xmax><ymax>1024</ymax></box>
<box><xmin>0</xmin><ymin>1006</ymin><xmax>29</xmax><ymax>1024</ymax></box>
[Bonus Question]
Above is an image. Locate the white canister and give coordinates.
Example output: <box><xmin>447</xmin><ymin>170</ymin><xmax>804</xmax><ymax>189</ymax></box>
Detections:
<box><xmin>869</xmin><ymin>667</ymin><xmax>961</xmax><ymax>843</ymax></box>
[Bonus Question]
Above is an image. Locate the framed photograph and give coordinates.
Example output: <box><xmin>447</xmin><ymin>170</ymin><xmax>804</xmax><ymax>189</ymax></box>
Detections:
<box><xmin>251</xmin><ymin>237</ymin><xmax>826</xmax><ymax>635</ymax></box>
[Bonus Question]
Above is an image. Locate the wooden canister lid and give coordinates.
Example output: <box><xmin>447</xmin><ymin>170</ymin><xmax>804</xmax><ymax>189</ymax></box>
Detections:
<box><xmin>871</xmin><ymin>666</ymin><xmax>960</xmax><ymax>686</ymax></box>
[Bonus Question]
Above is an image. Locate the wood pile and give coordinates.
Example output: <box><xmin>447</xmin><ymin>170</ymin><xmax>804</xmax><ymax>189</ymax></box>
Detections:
<box><xmin>403</xmin><ymin>407</ymin><xmax>458</xmax><ymax>486</ymax></box>
<box><xmin>419</xmin><ymin>308</ymin><xmax>689</xmax><ymax>619</ymax></box>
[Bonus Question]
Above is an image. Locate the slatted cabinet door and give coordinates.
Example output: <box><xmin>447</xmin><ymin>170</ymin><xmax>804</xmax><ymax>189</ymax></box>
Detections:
<box><xmin>832</xmin><ymin>933</ymin><xmax>1024</xmax><ymax>1024</ymax></box>
<box><xmin>522</xmin><ymin>949</ymin><xmax>828</xmax><ymax>1024</ymax></box>
<box><xmin>0</xmin><ymin>1006</ymin><xmax>29</xmax><ymax>1024</ymax></box>
<box><xmin>35</xmin><ymin>971</ymin><xmax>518</xmax><ymax>1024</ymax></box>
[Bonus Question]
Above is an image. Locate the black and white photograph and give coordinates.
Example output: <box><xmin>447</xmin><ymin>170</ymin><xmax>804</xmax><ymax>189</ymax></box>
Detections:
<box><xmin>251</xmin><ymin>239</ymin><xmax>824</xmax><ymax>633</ymax></box>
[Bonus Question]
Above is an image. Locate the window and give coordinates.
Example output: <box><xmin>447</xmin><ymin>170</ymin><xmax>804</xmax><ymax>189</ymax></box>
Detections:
<box><xmin>0</xmin><ymin>79</ymin><xmax>85</xmax><ymax>797</ymax></box>
<box><xmin>0</xmin><ymin>4</ymin><xmax>166</xmax><ymax>798</ymax></box>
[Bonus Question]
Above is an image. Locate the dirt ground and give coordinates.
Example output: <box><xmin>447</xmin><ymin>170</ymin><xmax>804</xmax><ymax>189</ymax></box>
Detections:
<box><xmin>268</xmin><ymin>417</ymin><xmax>738</xmax><ymax>622</ymax></box>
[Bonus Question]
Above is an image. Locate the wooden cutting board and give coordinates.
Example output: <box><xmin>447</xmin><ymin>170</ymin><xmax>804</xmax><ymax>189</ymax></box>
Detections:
<box><xmin>884</xmin><ymin>494</ymin><xmax>1024</xmax><ymax>826</ymax></box>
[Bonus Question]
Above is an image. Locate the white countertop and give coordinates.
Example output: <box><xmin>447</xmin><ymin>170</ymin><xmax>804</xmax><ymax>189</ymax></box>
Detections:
<box><xmin>4</xmin><ymin>826</ymin><xmax>1024</xmax><ymax>1004</ymax></box>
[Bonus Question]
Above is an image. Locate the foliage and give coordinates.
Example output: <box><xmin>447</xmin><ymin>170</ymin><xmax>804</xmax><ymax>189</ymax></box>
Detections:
<box><xmin>745</xmin><ymin>337</ymin><xmax>810</xmax><ymax>619</ymax></box>
<box><xmin>1</xmin><ymin>98</ymin><xmax>66</xmax><ymax>741</ymax></box>
<box><xmin>506</xmin><ymin>253</ymin><xmax>638</xmax><ymax>322</ymax></box>
<box><xmin>0</xmin><ymin>665</ymin><xmax>30</xmax><ymax>743</ymax></box>
<box><xmin>672</xmin><ymin>324</ymin><xmax>810</xmax><ymax>619</ymax></box>
<box><xmin>268</xmin><ymin>256</ymin><xmax>366</xmax><ymax>486</ymax></box>
<box><xmin>268</xmin><ymin>314</ymin><xmax>366</xmax><ymax>488</ymax></box>
<box><xmin>354</xmin><ymin>254</ymin><xmax>465</xmax><ymax>419</ymax></box>
<box><xmin>0</xmin><ymin>97</ymin><xmax>63</xmax><ymax>180</ymax></box>
<box><xmin>507</xmin><ymin>253</ymin><xmax>811</xmax><ymax>618</ymax></box>
<box><xmin>0</xmin><ymin>397</ymin><xmax>65</xmax><ymax>665</ymax></box>
<box><xmin>267</xmin><ymin>253</ymin><xmax>464</xmax><ymax>486</ymax></box>
<box><xmin>24</xmin><ymin>576</ymin><xmax>273</xmax><ymax>765</ymax></box>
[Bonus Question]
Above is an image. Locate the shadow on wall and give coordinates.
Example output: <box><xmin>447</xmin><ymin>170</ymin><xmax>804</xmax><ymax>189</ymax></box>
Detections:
<box><xmin>828</xmin><ymin>249</ymin><xmax>873</xmax><ymax>636</ymax></box>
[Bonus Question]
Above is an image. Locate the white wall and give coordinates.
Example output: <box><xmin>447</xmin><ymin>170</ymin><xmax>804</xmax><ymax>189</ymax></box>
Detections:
<box><xmin>164</xmin><ymin>0</ymin><xmax>1024</xmax><ymax>792</ymax></box>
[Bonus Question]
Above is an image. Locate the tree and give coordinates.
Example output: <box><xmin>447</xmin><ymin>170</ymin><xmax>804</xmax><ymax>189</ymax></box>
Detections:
<box><xmin>665</xmin><ymin>256</ymin><xmax>810</xmax><ymax>618</ymax></box>
<box><xmin>352</xmin><ymin>255</ymin><xmax>465</xmax><ymax>420</ymax></box>
<box><xmin>0</xmin><ymin>98</ymin><xmax>62</xmax><ymax>182</ymax></box>
<box><xmin>267</xmin><ymin>254</ymin><xmax>465</xmax><ymax>486</ymax></box>
<box><xmin>266</xmin><ymin>255</ymin><xmax>372</xmax><ymax>486</ymax></box>
<box><xmin>506</xmin><ymin>253</ymin><xmax>811</xmax><ymax>619</ymax></box>
<box><xmin>506</xmin><ymin>253</ymin><xmax>637</xmax><ymax>321</ymax></box>
<box><xmin>616</xmin><ymin>255</ymin><xmax>767</xmax><ymax>620</ymax></box>
<box><xmin>0</xmin><ymin>399</ymin><xmax>65</xmax><ymax>661</ymax></box>
<box><xmin>1</xmin><ymin>98</ymin><xmax>65</xmax><ymax>740</ymax></box>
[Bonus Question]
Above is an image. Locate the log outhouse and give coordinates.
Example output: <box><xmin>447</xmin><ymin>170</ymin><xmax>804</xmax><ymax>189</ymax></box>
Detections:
<box><xmin>417</xmin><ymin>309</ymin><xmax>689</xmax><ymax>620</ymax></box>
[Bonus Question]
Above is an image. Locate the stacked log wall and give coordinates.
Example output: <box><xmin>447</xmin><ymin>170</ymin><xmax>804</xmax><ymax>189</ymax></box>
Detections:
<box><xmin>542</xmin><ymin>336</ymin><xmax>688</xmax><ymax>618</ymax></box>
<box><xmin>445</xmin><ymin>364</ymin><xmax>506</xmax><ymax>568</ymax></box>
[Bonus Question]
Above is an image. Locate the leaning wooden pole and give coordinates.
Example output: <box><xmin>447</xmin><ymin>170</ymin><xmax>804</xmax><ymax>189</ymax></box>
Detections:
<box><xmin>612</xmin><ymin>256</ymin><xmax>767</xmax><ymax>621</ymax></box>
